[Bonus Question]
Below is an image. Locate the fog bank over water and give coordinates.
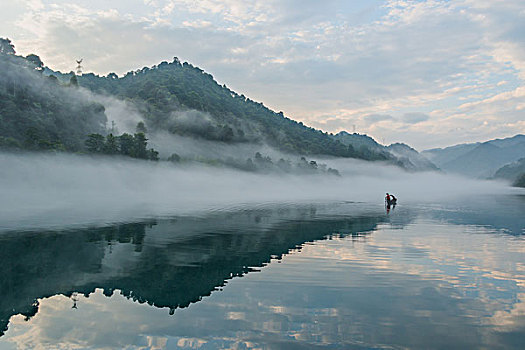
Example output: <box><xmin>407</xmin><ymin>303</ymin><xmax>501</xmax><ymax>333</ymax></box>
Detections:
<box><xmin>0</xmin><ymin>152</ymin><xmax>518</xmax><ymax>232</ymax></box>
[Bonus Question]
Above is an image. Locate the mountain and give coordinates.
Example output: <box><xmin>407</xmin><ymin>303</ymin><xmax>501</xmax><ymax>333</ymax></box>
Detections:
<box><xmin>51</xmin><ymin>59</ymin><xmax>373</xmax><ymax>160</ymax></box>
<box><xmin>514</xmin><ymin>174</ymin><xmax>525</xmax><ymax>188</ymax></box>
<box><xmin>386</xmin><ymin>143</ymin><xmax>439</xmax><ymax>171</ymax></box>
<box><xmin>0</xmin><ymin>51</ymin><xmax>107</xmax><ymax>151</ymax></box>
<box><xmin>1</xmin><ymin>43</ymin><xmax>410</xmax><ymax>167</ymax></box>
<box><xmin>493</xmin><ymin>158</ymin><xmax>525</xmax><ymax>182</ymax></box>
<box><xmin>0</xmin><ymin>39</ymin><xmax>438</xmax><ymax>171</ymax></box>
<box><xmin>332</xmin><ymin>132</ymin><xmax>384</xmax><ymax>151</ymax></box>
<box><xmin>332</xmin><ymin>132</ymin><xmax>438</xmax><ymax>171</ymax></box>
<box><xmin>422</xmin><ymin>135</ymin><xmax>525</xmax><ymax>178</ymax></box>
<box><xmin>422</xmin><ymin>143</ymin><xmax>478</xmax><ymax>167</ymax></box>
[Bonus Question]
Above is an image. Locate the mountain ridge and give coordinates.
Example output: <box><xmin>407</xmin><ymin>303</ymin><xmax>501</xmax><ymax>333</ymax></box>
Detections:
<box><xmin>422</xmin><ymin>135</ymin><xmax>525</xmax><ymax>178</ymax></box>
<box><xmin>0</xmin><ymin>40</ymin><xmax>436</xmax><ymax>171</ymax></box>
<box><xmin>333</xmin><ymin>131</ymin><xmax>438</xmax><ymax>171</ymax></box>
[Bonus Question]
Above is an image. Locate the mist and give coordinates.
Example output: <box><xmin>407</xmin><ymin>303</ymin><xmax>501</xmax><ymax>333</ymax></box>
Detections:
<box><xmin>149</xmin><ymin>130</ymin><xmax>288</xmax><ymax>160</ymax></box>
<box><xmin>0</xmin><ymin>151</ymin><xmax>518</xmax><ymax>233</ymax></box>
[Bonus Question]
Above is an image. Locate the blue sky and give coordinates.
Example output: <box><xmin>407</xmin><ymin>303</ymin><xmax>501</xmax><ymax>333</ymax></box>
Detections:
<box><xmin>1</xmin><ymin>0</ymin><xmax>524</xmax><ymax>149</ymax></box>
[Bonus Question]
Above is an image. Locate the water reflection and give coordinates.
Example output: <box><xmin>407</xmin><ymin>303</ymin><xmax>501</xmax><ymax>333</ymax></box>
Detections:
<box><xmin>417</xmin><ymin>194</ymin><xmax>525</xmax><ymax>235</ymax></box>
<box><xmin>0</xmin><ymin>204</ymin><xmax>397</xmax><ymax>337</ymax></box>
<box><xmin>0</xmin><ymin>200</ymin><xmax>523</xmax><ymax>349</ymax></box>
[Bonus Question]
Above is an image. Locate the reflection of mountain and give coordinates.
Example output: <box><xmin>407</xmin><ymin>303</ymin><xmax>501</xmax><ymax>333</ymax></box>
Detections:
<box><xmin>0</xmin><ymin>205</ymin><xmax>407</xmax><ymax>336</ymax></box>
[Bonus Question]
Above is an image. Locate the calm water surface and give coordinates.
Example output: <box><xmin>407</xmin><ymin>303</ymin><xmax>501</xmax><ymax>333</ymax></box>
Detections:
<box><xmin>0</xmin><ymin>195</ymin><xmax>524</xmax><ymax>349</ymax></box>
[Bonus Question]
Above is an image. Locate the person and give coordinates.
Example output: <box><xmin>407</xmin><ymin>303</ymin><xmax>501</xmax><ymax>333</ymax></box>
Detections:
<box><xmin>390</xmin><ymin>194</ymin><xmax>397</xmax><ymax>206</ymax></box>
<box><xmin>385</xmin><ymin>193</ymin><xmax>391</xmax><ymax>206</ymax></box>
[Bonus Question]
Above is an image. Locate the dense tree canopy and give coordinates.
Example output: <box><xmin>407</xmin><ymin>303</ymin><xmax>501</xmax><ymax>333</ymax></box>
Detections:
<box><xmin>85</xmin><ymin>132</ymin><xmax>159</xmax><ymax>160</ymax></box>
<box><xmin>72</xmin><ymin>58</ymin><xmax>397</xmax><ymax>161</ymax></box>
<box><xmin>0</xmin><ymin>38</ymin><xmax>15</xmax><ymax>55</ymax></box>
<box><xmin>0</xmin><ymin>46</ymin><xmax>107</xmax><ymax>152</ymax></box>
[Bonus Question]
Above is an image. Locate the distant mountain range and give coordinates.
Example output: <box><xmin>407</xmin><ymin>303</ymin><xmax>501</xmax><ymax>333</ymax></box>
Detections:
<box><xmin>422</xmin><ymin>135</ymin><xmax>525</xmax><ymax>178</ymax></box>
<box><xmin>333</xmin><ymin>132</ymin><xmax>438</xmax><ymax>171</ymax></box>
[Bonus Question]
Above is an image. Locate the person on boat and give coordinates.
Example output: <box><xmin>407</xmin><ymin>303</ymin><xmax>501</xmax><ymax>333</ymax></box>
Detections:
<box><xmin>390</xmin><ymin>194</ymin><xmax>397</xmax><ymax>206</ymax></box>
<box><xmin>385</xmin><ymin>193</ymin><xmax>392</xmax><ymax>206</ymax></box>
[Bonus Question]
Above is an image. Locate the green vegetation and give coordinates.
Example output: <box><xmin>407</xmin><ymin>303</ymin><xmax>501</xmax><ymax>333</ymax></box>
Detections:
<box><xmin>0</xmin><ymin>37</ymin><xmax>420</xmax><ymax>169</ymax></box>
<box><xmin>178</xmin><ymin>151</ymin><xmax>340</xmax><ymax>176</ymax></box>
<box><xmin>513</xmin><ymin>173</ymin><xmax>525</xmax><ymax>188</ymax></box>
<box><xmin>0</xmin><ymin>42</ymin><xmax>107</xmax><ymax>152</ymax></box>
<box><xmin>85</xmin><ymin>132</ymin><xmax>159</xmax><ymax>161</ymax></box>
<box><xmin>73</xmin><ymin>58</ymin><xmax>398</xmax><ymax>162</ymax></box>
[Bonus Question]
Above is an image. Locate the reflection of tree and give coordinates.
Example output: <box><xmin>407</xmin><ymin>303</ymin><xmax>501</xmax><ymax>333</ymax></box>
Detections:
<box><xmin>0</xmin><ymin>208</ymin><xmax>407</xmax><ymax>336</ymax></box>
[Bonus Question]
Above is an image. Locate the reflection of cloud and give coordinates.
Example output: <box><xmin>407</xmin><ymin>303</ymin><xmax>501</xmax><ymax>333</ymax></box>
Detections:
<box><xmin>488</xmin><ymin>293</ymin><xmax>525</xmax><ymax>331</ymax></box>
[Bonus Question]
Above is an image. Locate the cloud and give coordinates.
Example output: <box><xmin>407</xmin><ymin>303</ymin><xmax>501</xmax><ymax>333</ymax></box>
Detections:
<box><xmin>364</xmin><ymin>114</ymin><xmax>394</xmax><ymax>124</ymax></box>
<box><xmin>401</xmin><ymin>113</ymin><xmax>429</xmax><ymax>124</ymax></box>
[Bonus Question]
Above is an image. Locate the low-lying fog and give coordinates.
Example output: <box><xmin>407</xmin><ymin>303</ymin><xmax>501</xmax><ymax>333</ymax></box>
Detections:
<box><xmin>1</xmin><ymin>151</ymin><xmax>519</xmax><ymax>232</ymax></box>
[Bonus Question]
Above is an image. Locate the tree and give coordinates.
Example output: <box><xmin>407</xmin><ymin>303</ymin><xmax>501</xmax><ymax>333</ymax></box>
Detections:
<box><xmin>0</xmin><ymin>38</ymin><xmax>15</xmax><ymax>55</ymax></box>
<box><xmin>218</xmin><ymin>125</ymin><xmax>234</xmax><ymax>142</ymax></box>
<box><xmin>85</xmin><ymin>134</ymin><xmax>105</xmax><ymax>153</ymax></box>
<box><xmin>103</xmin><ymin>134</ymin><xmax>119</xmax><ymax>154</ymax></box>
<box><xmin>24</xmin><ymin>127</ymin><xmax>41</xmax><ymax>150</ymax></box>
<box><xmin>133</xmin><ymin>132</ymin><xmax>148</xmax><ymax>159</ymax></box>
<box><xmin>70</xmin><ymin>75</ymin><xmax>79</xmax><ymax>87</ymax></box>
<box><xmin>136</xmin><ymin>121</ymin><xmax>147</xmax><ymax>134</ymax></box>
<box><xmin>119</xmin><ymin>133</ymin><xmax>135</xmax><ymax>157</ymax></box>
<box><xmin>26</xmin><ymin>54</ymin><xmax>44</xmax><ymax>72</ymax></box>
<box><xmin>168</xmin><ymin>153</ymin><xmax>181</xmax><ymax>162</ymax></box>
<box><xmin>148</xmin><ymin>148</ymin><xmax>159</xmax><ymax>161</ymax></box>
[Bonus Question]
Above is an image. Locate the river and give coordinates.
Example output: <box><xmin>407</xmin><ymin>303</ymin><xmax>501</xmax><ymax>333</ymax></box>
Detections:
<box><xmin>0</xmin><ymin>195</ymin><xmax>523</xmax><ymax>349</ymax></box>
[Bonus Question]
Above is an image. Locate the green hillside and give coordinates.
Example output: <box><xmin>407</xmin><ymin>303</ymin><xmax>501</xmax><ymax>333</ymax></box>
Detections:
<box><xmin>0</xmin><ymin>44</ymin><xmax>107</xmax><ymax>151</ymax></box>
<box><xmin>75</xmin><ymin>58</ymin><xmax>378</xmax><ymax>159</ymax></box>
<box><xmin>0</xmin><ymin>38</ymin><xmax>417</xmax><ymax>167</ymax></box>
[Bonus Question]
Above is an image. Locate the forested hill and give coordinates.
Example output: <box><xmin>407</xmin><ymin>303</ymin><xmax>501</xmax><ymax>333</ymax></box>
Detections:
<box><xmin>1</xmin><ymin>38</ymin><xmax>425</xmax><ymax>167</ymax></box>
<box><xmin>72</xmin><ymin>58</ymin><xmax>399</xmax><ymax>161</ymax></box>
<box><xmin>0</xmin><ymin>42</ymin><xmax>107</xmax><ymax>151</ymax></box>
<box><xmin>332</xmin><ymin>131</ymin><xmax>438</xmax><ymax>171</ymax></box>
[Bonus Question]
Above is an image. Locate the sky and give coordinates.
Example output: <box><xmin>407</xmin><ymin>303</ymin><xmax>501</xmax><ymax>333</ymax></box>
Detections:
<box><xmin>1</xmin><ymin>0</ymin><xmax>524</xmax><ymax>150</ymax></box>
